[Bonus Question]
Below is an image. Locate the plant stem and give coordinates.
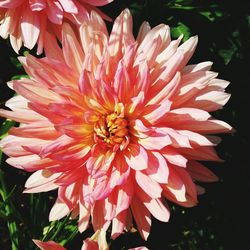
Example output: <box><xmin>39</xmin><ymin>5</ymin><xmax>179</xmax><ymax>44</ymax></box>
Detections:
<box><xmin>0</xmin><ymin>151</ymin><xmax>19</xmax><ymax>250</ymax></box>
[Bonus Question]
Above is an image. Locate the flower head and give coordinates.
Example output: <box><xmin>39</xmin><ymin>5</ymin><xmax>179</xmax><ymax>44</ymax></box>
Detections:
<box><xmin>0</xmin><ymin>9</ymin><xmax>232</xmax><ymax>241</ymax></box>
<box><xmin>0</xmin><ymin>0</ymin><xmax>113</xmax><ymax>53</ymax></box>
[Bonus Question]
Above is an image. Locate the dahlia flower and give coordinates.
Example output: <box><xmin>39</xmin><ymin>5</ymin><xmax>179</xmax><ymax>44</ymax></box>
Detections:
<box><xmin>0</xmin><ymin>0</ymin><xmax>113</xmax><ymax>53</ymax></box>
<box><xmin>0</xmin><ymin>9</ymin><xmax>232</xmax><ymax>241</ymax></box>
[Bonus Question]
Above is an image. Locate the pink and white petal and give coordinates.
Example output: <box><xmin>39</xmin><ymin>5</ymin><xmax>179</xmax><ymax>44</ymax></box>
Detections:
<box><xmin>136</xmin><ymin>24</ymin><xmax>170</xmax><ymax>57</ymax></box>
<box><xmin>7</xmin><ymin>156</ymin><xmax>57</xmax><ymax>172</ymax></box>
<box><xmin>39</xmin><ymin>135</ymin><xmax>74</xmax><ymax>157</ymax></box>
<box><xmin>171</xmin><ymin>71</ymin><xmax>218</xmax><ymax>108</ymax></box>
<box><xmin>81</xmin><ymin>239</ymin><xmax>98</xmax><ymax>250</ymax></box>
<box><xmin>163</xmin><ymin>166</ymin><xmax>197</xmax><ymax>206</ymax></box>
<box><xmin>58</xmin><ymin>183</ymin><xmax>78</xmax><ymax>209</ymax></box>
<box><xmin>116</xmin><ymin>183</ymin><xmax>133</xmax><ymax>216</ymax></box>
<box><xmin>62</xmin><ymin>23</ymin><xmax>84</xmax><ymax>74</ymax></box>
<box><xmin>58</xmin><ymin>0</ymin><xmax>77</xmax><ymax>13</ymax></box>
<box><xmin>51</xmin><ymin>145</ymin><xmax>91</xmax><ymax>162</ymax></box>
<box><xmin>92</xmin><ymin>201</ymin><xmax>110</xmax><ymax>231</ymax></box>
<box><xmin>0</xmin><ymin>109</ymin><xmax>44</xmax><ymax>123</ymax></box>
<box><xmin>126</xmin><ymin>91</ymin><xmax>145</xmax><ymax>116</ymax></box>
<box><xmin>6</xmin><ymin>154</ymin><xmax>40</xmax><ymax>170</ymax></box>
<box><xmin>5</xmin><ymin>95</ymin><xmax>29</xmax><ymax>111</ymax></box>
<box><xmin>81</xmin><ymin>0</ymin><xmax>113</xmax><ymax>6</ymax></box>
<box><xmin>111</xmin><ymin>210</ymin><xmax>127</xmax><ymax>239</ymax></box>
<box><xmin>131</xmin><ymin>197</ymin><xmax>151</xmax><ymax>240</ymax></box>
<box><xmin>129</xmin><ymin>247</ymin><xmax>149</xmax><ymax>250</ymax></box>
<box><xmin>143</xmin><ymin>151</ymin><xmax>169</xmax><ymax>184</ymax></box>
<box><xmin>0</xmin><ymin>135</ymin><xmax>48</xmax><ymax>157</ymax></box>
<box><xmin>135</xmin><ymin>35</ymin><xmax>162</xmax><ymax>68</ymax></box>
<box><xmin>33</xmin><ymin>240</ymin><xmax>66</xmax><ymax>250</ymax></box>
<box><xmin>162</xmin><ymin>167</ymin><xmax>187</xmax><ymax>202</ymax></box>
<box><xmin>184</xmin><ymin>89</ymin><xmax>231</xmax><ymax>112</ymax></box>
<box><xmin>89</xmin><ymin>176</ymin><xmax>110</xmax><ymax>201</ymax></box>
<box><xmin>124</xmin><ymin>144</ymin><xmax>148</xmax><ymax>171</ymax></box>
<box><xmin>208</xmin><ymin>78</ymin><xmax>230</xmax><ymax>89</ymax></box>
<box><xmin>12</xmin><ymin>79</ymin><xmax>62</xmax><ymax>104</ymax></box>
<box><xmin>177</xmin><ymin>36</ymin><xmax>198</xmax><ymax>70</ymax></box>
<box><xmin>187</xmin><ymin>160</ymin><xmax>219</xmax><ymax>182</ymax></box>
<box><xmin>177</xmin><ymin>130</ymin><xmax>216</xmax><ymax>146</ymax></box>
<box><xmin>108</xmin><ymin>9</ymin><xmax>134</xmax><ymax>66</ymax></box>
<box><xmin>135</xmin><ymin>60</ymin><xmax>150</xmax><ymax>95</ymax></box>
<box><xmin>162</xmin><ymin>147</ymin><xmax>187</xmax><ymax>167</ymax></box>
<box><xmin>146</xmin><ymin>71</ymin><xmax>181</xmax><ymax>105</ymax></box>
<box><xmin>142</xmin><ymin>99</ymin><xmax>172</xmax><ymax>125</ymax></box>
<box><xmin>0</xmin><ymin>11</ymin><xmax>12</xmax><ymax>39</ymax></box>
<box><xmin>182</xmin><ymin>61</ymin><xmax>213</xmax><ymax>74</ymax></box>
<box><xmin>131</xmin><ymin>119</ymin><xmax>172</xmax><ymax>150</ymax></box>
<box><xmin>160</xmin><ymin>127</ymin><xmax>191</xmax><ymax>148</ymax></box>
<box><xmin>49</xmin><ymin>198</ymin><xmax>71</xmax><ymax>221</ymax></box>
<box><xmin>151</xmin><ymin>50</ymin><xmax>184</xmax><ymax>90</ymax></box>
<box><xmin>135</xmin><ymin>171</ymin><xmax>162</xmax><ymax>199</ymax></box>
<box><xmin>9</xmin><ymin>121</ymin><xmax>59</xmax><ymax>140</ymax></box>
<box><xmin>174</xmin><ymin>167</ymin><xmax>198</xmax><ymax>203</ymax></box>
<box><xmin>138</xmin><ymin>129</ymin><xmax>172</xmax><ymax>151</ymax></box>
<box><xmin>46</xmin><ymin>0</ymin><xmax>63</xmax><ymax>24</ymax></box>
<box><xmin>0</xmin><ymin>0</ymin><xmax>23</xmax><ymax>8</ymax></box>
<box><xmin>172</xmin><ymin>119</ymin><xmax>233</xmax><ymax>134</ymax></box>
<box><xmin>78</xmin><ymin>202</ymin><xmax>90</xmax><ymax>233</ymax></box>
<box><xmin>87</xmin><ymin>149</ymin><xmax>115</xmax><ymax>178</ymax></box>
<box><xmin>44</xmin><ymin>31</ymin><xmax>64</xmax><ymax>61</ymax></box>
<box><xmin>96</xmin><ymin>80</ymin><xmax>118</xmax><ymax>111</ymax></box>
<box><xmin>81</xmin><ymin>228</ymin><xmax>109</xmax><ymax>250</ymax></box>
<box><xmin>113</xmin><ymin>60</ymin><xmax>132</xmax><ymax>102</ymax></box>
<box><xmin>24</xmin><ymin>170</ymin><xmax>60</xmax><ymax>193</ymax></box>
<box><xmin>179</xmin><ymin>146</ymin><xmax>223</xmax><ymax>162</ymax></box>
<box><xmin>79</xmin><ymin>11</ymin><xmax>108</xmax><ymax>56</ymax></box>
<box><xmin>166</xmin><ymin>108</ymin><xmax>211</xmax><ymax>124</ymax></box>
<box><xmin>29</xmin><ymin>0</ymin><xmax>46</xmax><ymax>11</ymax></box>
<box><xmin>55</xmin><ymin>122</ymin><xmax>93</xmax><ymax>139</ymax></box>
<box><xmin>20</xmin><ymin>7</ymin><xmax>40</xmax><ymax>49</ymax></box>
<box><xmin>136</xmin><ymin>21</ymin><xmax>151</xmax><ymax>45</ymax></box>
<box><xmin>108</xmin><ymin>157</ymin><xmax>131</xmax><ymax>188</ymax></box>
<box><xmin>10</xmin><ymin>34</ymin><xmax>23</xmax><ymax>54</ymax></box>
<box><xmin>104</xmin><ymin>193</ymin><xmax>116</xmax><ymax>221</ymax></box>
<box><xmin>36</xmin><ymin>13</ymin><xmax>47</xmax><ymax>55</ymax></box>
<box><xmin>143</xmin><ymin>198</ymin><xmax>170</xmax><ymax>222</ymax></box>
<box><xmin>155</xmin><ymin>36</ymin><xmax>183</xmax><ymax>65</ymax></box>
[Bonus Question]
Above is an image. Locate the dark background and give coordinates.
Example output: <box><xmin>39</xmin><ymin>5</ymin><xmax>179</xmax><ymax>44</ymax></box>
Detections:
<box><xmin>1</xmin><ymin>0</ymin><xmax>250</xmax><ymax>249</ymax></box>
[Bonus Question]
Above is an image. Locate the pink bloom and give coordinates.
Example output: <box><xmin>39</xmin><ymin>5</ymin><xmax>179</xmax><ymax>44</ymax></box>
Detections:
<box><xmin>33</xmin><ymin>239</ymin><xmax>66</xmax><ymax>250</ymax></box>
<box><xmin>0</xmin><ymin>9</ymin><xmax>232</xmax><ymax>241</ymax></box>
<box><xmin>0</xmin><ymin>0</ymin><xmax>113</xmax><ymax>53</ymax></box>
<box><xmin>81</xmin><ymin>229</ymin><xmax>108</xmax><ymax>250</ymax></box>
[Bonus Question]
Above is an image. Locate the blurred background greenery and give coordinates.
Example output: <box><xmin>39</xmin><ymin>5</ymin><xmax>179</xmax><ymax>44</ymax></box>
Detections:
<box><xmin>1</xmin><ymin>0</ymin><xmax>250</xmax><ymax>249</ymax></box>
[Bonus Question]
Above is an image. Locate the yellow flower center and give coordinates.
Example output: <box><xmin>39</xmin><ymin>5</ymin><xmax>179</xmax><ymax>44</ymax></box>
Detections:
<box><xmin>94</xmin><ymin>112</ymin><xmax>129</xmax><ymax>150</ymax></box>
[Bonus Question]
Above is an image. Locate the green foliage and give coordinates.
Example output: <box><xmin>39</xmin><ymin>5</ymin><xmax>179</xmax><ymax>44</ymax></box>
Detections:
<box><xmin>171</xmin><ymin>22</ymin><xmax>191</xmax><ymax>41</ymax></box>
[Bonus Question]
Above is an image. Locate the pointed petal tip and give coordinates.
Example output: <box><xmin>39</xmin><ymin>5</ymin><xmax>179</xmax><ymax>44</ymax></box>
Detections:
<box><xmin>123</xmin><ymin>8</ymin><xmax>131</xmax><ymax>15</ymax></box>
<box><xmin>189</xmin><ymin>35</ymin><xmax>198</xmax><ymax>43</ymax></box>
